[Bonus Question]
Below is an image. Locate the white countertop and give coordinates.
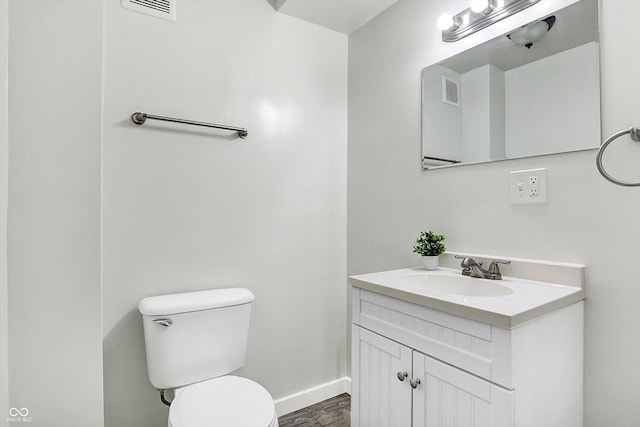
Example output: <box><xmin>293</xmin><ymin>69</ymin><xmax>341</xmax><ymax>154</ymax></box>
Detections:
<box><xmin>349</xmin><ymin>266</ymin><xmax>586</xmax><ymax>328</ymax></box>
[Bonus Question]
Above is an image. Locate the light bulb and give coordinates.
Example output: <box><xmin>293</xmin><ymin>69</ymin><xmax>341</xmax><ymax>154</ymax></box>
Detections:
<box><xmin>437</xmin><ymin>13</ymin><xmax>455</xmax><ymax>30</ymax></box>
<box><xmin>470</xmin><ymin>0</ymin><xmax>493</xmax><ymax>14</ymax></box>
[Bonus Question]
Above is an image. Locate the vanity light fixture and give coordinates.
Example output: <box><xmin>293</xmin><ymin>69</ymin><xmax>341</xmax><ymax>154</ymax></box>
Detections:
<box><xmin>440</xmin><ymin>0</ymin><xmax>541</xmax><ymax>42</ymax></box>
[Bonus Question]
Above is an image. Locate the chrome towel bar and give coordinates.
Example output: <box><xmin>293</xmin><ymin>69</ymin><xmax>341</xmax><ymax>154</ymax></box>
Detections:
<box><xmin>423</xmin><ymin>155</ymin><xmax>461</xmax><ymax>164</ymax></box>
<box><xmin>596</xmin><ymin>127</ymin><xmax>640</xmax><ymax>187</ymax></box>
<box><xmin>131</xmin><ymin>112</ymin><xmax>248</xmax><ymax>139</ymax></box>
<box><xmin>422</xmin><ymin>155</ymin><xmax>462</xmax><ymax>169</ymax></box>
<box><xmin>422</xmin><ymin>156</ymin><xmax>460</xmax><ymax>163</ymax></box>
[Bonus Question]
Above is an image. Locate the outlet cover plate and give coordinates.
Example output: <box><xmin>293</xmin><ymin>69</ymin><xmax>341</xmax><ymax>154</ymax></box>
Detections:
<box><xmin>510</xmin><ymin>168</ymin><xmax>547</xmax><ymax>204</ymax></box>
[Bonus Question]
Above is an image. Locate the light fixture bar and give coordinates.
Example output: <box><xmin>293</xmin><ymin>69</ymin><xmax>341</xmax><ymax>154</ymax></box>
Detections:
<box><xmin>442</xmin><ymin>0</ymin><xmax>541</xmax><ymax>42</ymax></box>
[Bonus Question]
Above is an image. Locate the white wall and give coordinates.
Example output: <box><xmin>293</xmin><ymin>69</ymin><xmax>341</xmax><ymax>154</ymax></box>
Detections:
<box><xmin>488</xmin><ymin>65</ymin><xmax>506</xmax><ymax>160</ymax></box>
<box><xmin>462</xmin><ymin>66</ymin><xmax>490</xmax><ymax>162</ymax></box>
<box><xmin>461</xmin><ymin>64</ymin><xmax>506</xmax><ymax>162</ymax></box>
<box><xmin>101</xmin><ymin>1</ymin><xmax>347</xmax><ymax>427</ymax></box>
<box><xmin>505</xmin><ymin>42</ymin><xmax>600</xmax><ymax>158</ymax></box>
<box><xmin>7</xmin><ymin>1</ymin><xmax>104</xmax><ymax>426</ymax></box>
<box><xmin>349</xmin><ymin>0</ymin><xmax>640</xmax><ymax>426</ymax></box>
<box><xmin>0</xmin><ymin>0</ymin><xmax>9</xmax><ymax>423</ymax></box>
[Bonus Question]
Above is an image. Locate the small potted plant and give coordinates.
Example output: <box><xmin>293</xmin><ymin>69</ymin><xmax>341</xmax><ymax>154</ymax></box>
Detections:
<box><xmin>413</xmin><ymin>230</ymin><xmax>446</xmax><ymax>270</ymax></box>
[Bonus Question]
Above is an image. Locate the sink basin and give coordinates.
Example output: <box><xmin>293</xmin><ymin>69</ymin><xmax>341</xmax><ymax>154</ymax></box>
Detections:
<box><xmin>400</xmin><ymin>273</ymin><xmax>514</xmax><ymax>297</ymax></box>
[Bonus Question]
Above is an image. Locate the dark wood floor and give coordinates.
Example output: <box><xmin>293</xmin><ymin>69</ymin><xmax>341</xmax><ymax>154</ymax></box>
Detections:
<box><xmin>278</xmin><ymin>393</ymin><xmax>350</xmax><ymax>427</ymax></box>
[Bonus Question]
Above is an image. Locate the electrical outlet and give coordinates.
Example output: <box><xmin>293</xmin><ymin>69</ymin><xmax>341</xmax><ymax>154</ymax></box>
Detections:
<box><xmin>529</xmin><ymin>175</ymin><xmax>539</xmax><ymax>196</ymax></box>
<box><xmin>510</xmin><ymin>168</ymin><xmax>547</xmax><ymax>204</ymax></box>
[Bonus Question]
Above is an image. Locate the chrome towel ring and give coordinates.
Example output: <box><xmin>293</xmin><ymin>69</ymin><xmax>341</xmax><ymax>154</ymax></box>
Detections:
<box><xmin>596</xmin><ymin>127</ymin><xmax>640</xmax><ymax>187</ymax></box>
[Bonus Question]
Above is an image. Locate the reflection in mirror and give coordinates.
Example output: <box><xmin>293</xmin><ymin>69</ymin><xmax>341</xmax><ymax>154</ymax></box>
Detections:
<box><xmin>421</xmin><ymin>0</ymin><xmax>599</xmax><ymax>170</ymax></box>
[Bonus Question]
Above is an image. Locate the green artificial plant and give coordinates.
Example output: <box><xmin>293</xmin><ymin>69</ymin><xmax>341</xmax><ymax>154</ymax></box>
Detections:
<box><xmin>413</xmin><ymin>230</ymin><xmax>446</xmax><ymax>257</ymax></box>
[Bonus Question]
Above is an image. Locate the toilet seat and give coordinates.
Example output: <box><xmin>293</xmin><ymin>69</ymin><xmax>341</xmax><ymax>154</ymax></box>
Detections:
<box><xmin>168</xmin><ymin>375</ymin><xmax>278</xmax><ymax>427</ymax></box>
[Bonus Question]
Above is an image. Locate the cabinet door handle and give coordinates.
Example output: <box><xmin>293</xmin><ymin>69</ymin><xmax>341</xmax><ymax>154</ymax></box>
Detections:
<box><xmin>396</xmin><ymin>371</ymin><xmax>408</xmax><ymax>381</ymax></box>
<box><xmin>409</xmin><ymin>378</ymin><xmax>421</xmax><ymax>389</ymax></box>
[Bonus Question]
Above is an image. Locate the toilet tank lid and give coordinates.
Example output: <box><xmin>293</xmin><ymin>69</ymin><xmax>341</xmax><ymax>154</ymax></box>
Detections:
<box><xmin>138</xmin><ymin>288</ymin><xmax>255</xmax><ymax>316</ymax></box>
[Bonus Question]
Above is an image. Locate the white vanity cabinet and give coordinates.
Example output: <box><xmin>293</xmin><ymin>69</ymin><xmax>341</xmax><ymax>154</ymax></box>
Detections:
<box><xmin>351</xmin><ymin>286</ymin><xmax>584</xmax><ymax>427</ymax></box>
<box><xmin>353</xmin><ymin>325</ymin><xmax>513</xmax><ymax>427</ymax></box>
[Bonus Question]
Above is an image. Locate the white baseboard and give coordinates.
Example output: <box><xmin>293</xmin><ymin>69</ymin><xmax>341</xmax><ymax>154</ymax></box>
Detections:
<box><xmin>274</xmin><ymin>376</ymin><xmax>351</xmax><ymax>416</ymax></box>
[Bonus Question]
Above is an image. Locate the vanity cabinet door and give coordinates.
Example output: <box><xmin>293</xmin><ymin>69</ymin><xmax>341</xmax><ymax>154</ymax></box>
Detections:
<box><xmin>351</xmin><ymin>325</ymin><xmax>412</xmax><ymax>427</ymax></box>
<box><xmin>413</xmin><ymin>352</ymin><xmax>514</xmax><ymax>427</ymax></box>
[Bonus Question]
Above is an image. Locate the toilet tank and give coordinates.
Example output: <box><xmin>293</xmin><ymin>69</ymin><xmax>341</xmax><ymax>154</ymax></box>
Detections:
<box><xmin>138</xmin><ymin>288</ymin><xmax>255</xmax><ymax>390</ymax></box>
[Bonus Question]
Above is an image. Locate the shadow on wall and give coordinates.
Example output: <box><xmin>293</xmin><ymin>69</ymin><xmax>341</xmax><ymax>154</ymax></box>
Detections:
<box><xmin>103</xmin><ymin>309</ymin><xmax>168</xmax><ymax>427</ymax></box>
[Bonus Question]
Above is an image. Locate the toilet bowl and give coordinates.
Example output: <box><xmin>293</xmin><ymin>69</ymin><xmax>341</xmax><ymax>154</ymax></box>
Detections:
<box><xmin>169</xmin><ymin>376</ymin><xmax>278</xmax><ymax>427</ymax></box>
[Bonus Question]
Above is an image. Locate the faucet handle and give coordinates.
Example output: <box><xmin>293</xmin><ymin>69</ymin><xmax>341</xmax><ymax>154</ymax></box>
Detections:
<box><xmin>454</xmin><ymin>255</ymin><xmax>482</xmax><ymax>267</ymax></box>
<box><xmin>455</xmin><ymin>256</ymin><xmax>486</xmax><ymax>278</ymax></box>
<box><xmin>487</xmin><ymin>260</ymin><xmax>511</xmax><ymax>279</ymax></box>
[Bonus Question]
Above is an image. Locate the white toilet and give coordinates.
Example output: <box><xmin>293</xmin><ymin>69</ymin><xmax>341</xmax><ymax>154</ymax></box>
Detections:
<box><xmin>139</xmin><ymin>288</ymin><xmax>279</xmax><ymax>427</ymax></box>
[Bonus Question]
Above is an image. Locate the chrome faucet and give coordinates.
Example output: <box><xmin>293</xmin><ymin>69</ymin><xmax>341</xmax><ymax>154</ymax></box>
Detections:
<box><xmin>456</xmin><ymin>256</ymin><xmax>511</xmax><ymax>280</ymax></box>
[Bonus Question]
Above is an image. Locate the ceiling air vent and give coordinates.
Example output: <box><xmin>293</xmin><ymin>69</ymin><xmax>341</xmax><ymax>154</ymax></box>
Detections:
<box><xmin>121</xmin><ymin>0</ymin><xmax>176</xmax><ymax>22</ymax></box>
<box><xmin>442</xmin><ymin>77</ymin><xmax>459</xmax><ymax>107</ymax></box>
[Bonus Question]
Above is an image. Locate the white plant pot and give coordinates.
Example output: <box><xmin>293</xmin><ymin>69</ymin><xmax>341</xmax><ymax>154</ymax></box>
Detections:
<box><xmin>421</xmin><ymin>256</ymin><xmax>439</xmax><ymax>271</ymax></box>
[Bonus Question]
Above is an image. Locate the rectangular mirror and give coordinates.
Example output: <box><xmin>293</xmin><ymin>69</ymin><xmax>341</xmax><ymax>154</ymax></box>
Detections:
<box><xmin>421</xmin><ymin>0</ymin><xmax>599</xmax><ymax>170</ymax></box>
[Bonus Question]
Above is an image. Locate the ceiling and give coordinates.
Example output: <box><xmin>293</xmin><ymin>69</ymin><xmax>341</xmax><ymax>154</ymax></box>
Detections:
<box><xmin>267</xmin><ymin>0</ymin><xmax>400</xmax><ymax>34</ymax></box>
